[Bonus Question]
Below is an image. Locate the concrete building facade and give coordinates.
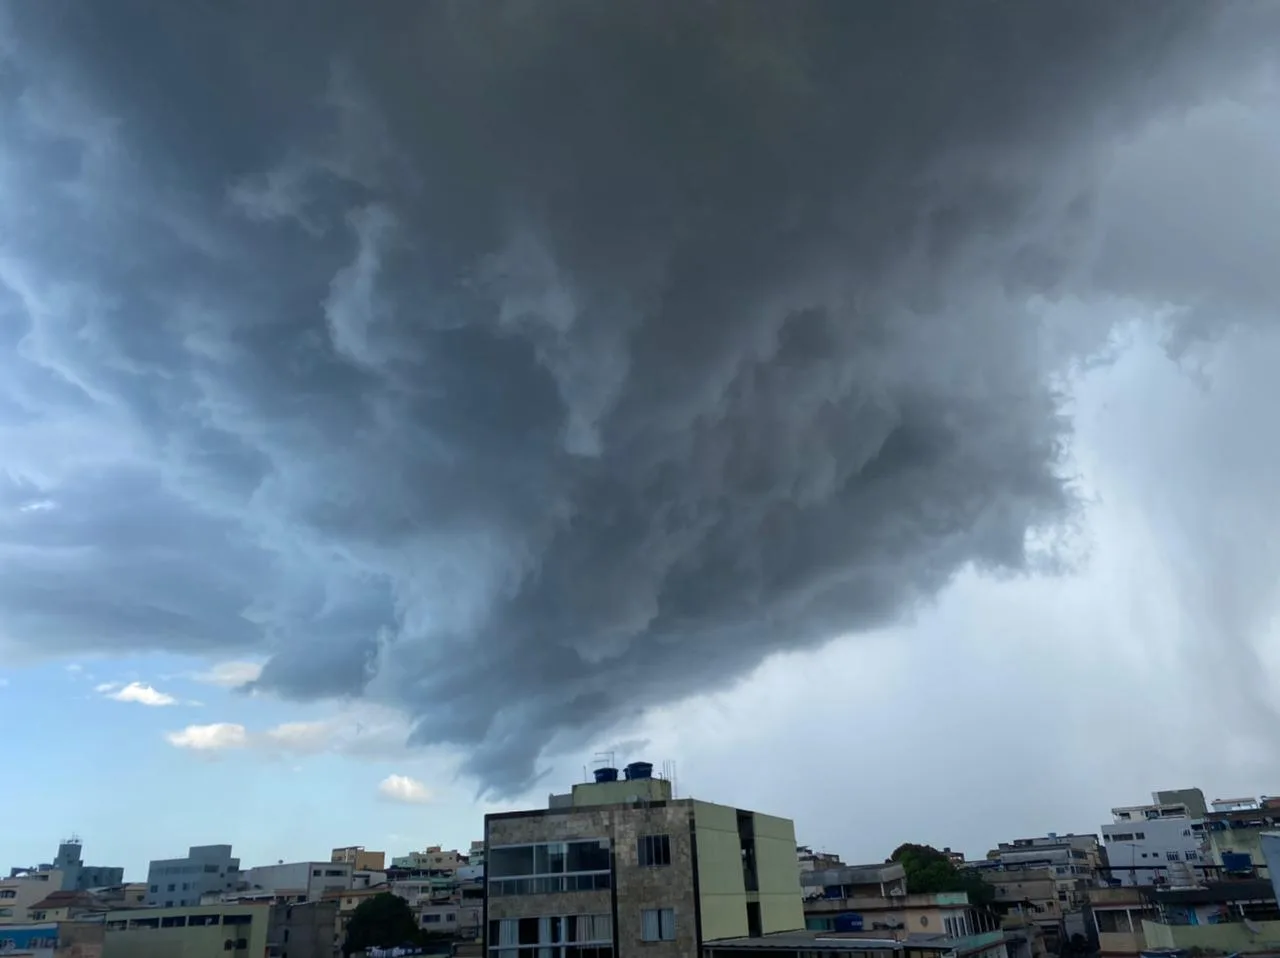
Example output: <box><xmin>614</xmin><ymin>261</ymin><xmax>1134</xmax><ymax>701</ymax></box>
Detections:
<box><xmin>1201</xmin><ymin>797</ymin><xmax>1280</xmax><ymax>879</ymax></box>
<box><xmin>0</xmin><ymin>870</ymin><xmax>64</xmax><ymax>925</ymax></box>
<box><xmin>1102</xmin><ymin>790</ymin><xmax>1207</xmax><ymax>887</ymax></box>
<box><xmin>145</xmin><ymin>844</ymin><xmax>241</xmax><ymax>908</ymax></box>
<box><xmin>103</xmin><ymin>903</ymin><xmax>270</xmax><ymax>958</ymax></box>
<box><xmin>331</xmin><ymin>846</ymin><xmax>386</xmax><ymax>872</ymax></box>
<box><xmin>266</xmin><ymin>898</ymin><xmax>340</xmax><ymax>958</ymax></box>
<box><xmin>485</xmin><ymin>763</ymin><xmax>804</xmax><ymax>958</ymax></box>
<box><xmin>45</xmin><ymin>840</ymin><xmax>124</xmax><ymax>892</ymax></box>
<box><xmin>242</xmin><ymin>861</ymin><xmax>353</xmax><ymax>902</ymax></box>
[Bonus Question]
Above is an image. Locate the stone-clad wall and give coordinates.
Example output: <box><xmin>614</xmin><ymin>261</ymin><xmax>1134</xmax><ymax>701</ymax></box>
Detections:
<box><xmin>486</xmin><ymin>801</ymin><xmax>702</xmax><ymax>958</ymax></box>
<box><xmin>486</xmin><ymin>810</ymin><xmax>617</xmax><ymax>928</ymax></box>
<box><xmin>612</xmin><ymin>803</ymin><xmax>699</xmax><ymax>958</ymax></box>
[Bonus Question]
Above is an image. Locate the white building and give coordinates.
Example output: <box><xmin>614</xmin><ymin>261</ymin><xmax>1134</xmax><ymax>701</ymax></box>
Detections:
<box><xmin>1102</xmin><ymin>791</ymin><xmax>1207</xmax><ymax>887</ymax></box>
<box><xmin>145</xmin><ymin>844</ymin><xmax>240</xmax><ymax>907</ymax></box>
<box><xmin>241</xmin><ymin>861</ymin><xmax>353</xmax><ymax>901</ymax></box>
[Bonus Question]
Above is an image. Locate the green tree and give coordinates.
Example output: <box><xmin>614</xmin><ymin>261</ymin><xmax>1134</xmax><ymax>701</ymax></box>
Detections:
<box><xmin>343</xmin><ymin>892</ymin><xmax>422</xmax><ymax>957</ymax></box>
<box><xmin>889</xmin><ymin>843</ymin><xmax>995</xmax><ymax>907</ymax></box>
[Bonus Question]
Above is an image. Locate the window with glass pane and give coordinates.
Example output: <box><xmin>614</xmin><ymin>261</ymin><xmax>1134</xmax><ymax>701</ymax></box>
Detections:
<box><xmin>565</xmin><ymin>841</ymin><xmax>610</xmax><ymax>873</ymax></box>
<box><xmin>637</xmin><ymin>835</ymin><xmax>671</xmax><ymax>867</ymax></box>
<box><xmin>489</xmin><ymin>846</ymin><xmax>536</xmax><ymax>878</ymax></box>
<box><xmin>640</xmin><ymin>908</ymin><xmax>675</xmax><ymax>942</ymax></box>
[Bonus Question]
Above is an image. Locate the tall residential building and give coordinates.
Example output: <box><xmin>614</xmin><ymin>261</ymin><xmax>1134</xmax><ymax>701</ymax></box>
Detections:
<box><xmin>484</xmin><ymin>761</ymin><xmax>804</xmax><ymax>958</ymax></box>
<box><xmin>332</xmin><ymin>845</ymin><xmax>386</xmax><ymax>872</ymax></box>
<box><xmin>144</xmin><ymin>844</ymin><xmax>240</xmax><ymax>908</ymax></box>
<box><xmin>1101</xmin><ymin>790</ymin><xmax>1207</xmax><ymax>887</ymax></box>
<box><xmin>7</xmin><ymin>839</ymin><xmax>124</xmax><ymax>892</ymax></box>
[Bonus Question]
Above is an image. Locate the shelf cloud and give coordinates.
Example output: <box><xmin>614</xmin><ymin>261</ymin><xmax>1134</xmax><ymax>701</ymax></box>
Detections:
<box><xmin>3</xmin><ymin>1</ymin><xmax>1280</xmax><ymax>796</ymax></box>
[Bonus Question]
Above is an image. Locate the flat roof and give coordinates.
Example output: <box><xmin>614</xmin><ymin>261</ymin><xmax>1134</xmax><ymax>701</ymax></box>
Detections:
<box><xmin>704</xmin><ymin>932</ymin><xmax>1006</xmax><ymax>955</ymax></box>
<box><xmin>705</xmin><ymin>933</ymin><xmax>904</xmax><ymax>952</ymax></box>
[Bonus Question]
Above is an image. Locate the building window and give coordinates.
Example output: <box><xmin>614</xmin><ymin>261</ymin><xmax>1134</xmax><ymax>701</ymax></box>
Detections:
<box><xmin>488</xmin><ymin>914</ymin><xmax>612</xmax><ymax>950</ymax></box>
<box><xmin>638</xmin><ymin>835</ymin><xmax>671</xmax><ymax>868</ymax></box>
<box><xmin>487</xmin><ymin>841</ymin><xmax>611</xmax><ymax>897</ymax></box>
<box><xmin>312</xmin><ymin>870</ymin><xmax>322</xmax><ymax>877</ymax></box>
<box><xmin>1185</xmin><ymin>851</ymin><xmax>1198</xmax><ymax>861</ymax></box>
<box><xmin>1166</xmin><ymin>852</ymin><xmax>1179</xmax><ymax>862</ymax></box>
<box><xmin>641</xmin><ymin>908</ymin><xmax>675</xmax><ymax>942</ymax></box>
<box><xmin>489</xmin><ymin>841</ymin><xmax>609</xmax><ymax>878</ymax></box>
<box><xmin>1134</xmin><ymin>832</ymin><xmax>1145</xmax><ymax>840</ymax></box>
<box><xmin>489</xmin><ymin>873</ymin><xmax>611</xmax><ymax>896</ymax></box>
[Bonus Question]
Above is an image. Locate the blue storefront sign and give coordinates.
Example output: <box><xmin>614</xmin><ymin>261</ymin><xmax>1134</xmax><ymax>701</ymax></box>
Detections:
<box><xmin>0</xmin><ymin>923</ymin><xmax>59</xmax><ymax>953</ymax></box>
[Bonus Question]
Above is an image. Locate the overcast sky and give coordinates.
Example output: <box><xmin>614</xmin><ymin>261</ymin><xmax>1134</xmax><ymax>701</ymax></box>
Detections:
<box><xmin>4</xmin><ymin>1</ymin><xmax>1280</xmax><ymax>880</ymax></box>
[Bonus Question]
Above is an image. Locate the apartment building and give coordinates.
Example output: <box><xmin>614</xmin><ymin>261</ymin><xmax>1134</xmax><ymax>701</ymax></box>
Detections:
<box><xmin>393</xmin><ymin>846</ymin><xmax>468</xmax><ymax>871</ymax></box>
<box><xmin>240</xmin><ymin>861</ymin><xmax>354</xmax><ymax>902</ymax></box>
<box><xmin>1101</xmin><ymin>790</ymin><xmax>1207</xmax><ymax>887</ymax></box>
<box><xmin>797</xmin><ymin>846</ymin><xmax>844</xmax><ymax>873</ymax></box>
<box><xmin>145</xmin><ymin>844</ymin><xmax>241</xmax><ymax>907</ymax></box>
<box><xmin>7</xmin><ymin>839</ymin><xmax>124</xmax><ymax>893</ymax></box>
<box><xmin>1089</xmin><ymin>885</ymin><xmax>1150</xmax><ymax>958</ymax></box>
<box><xmin>332</xmin><ymin>846</ymin><xmax>386</xmax><ymax>872</ymax></box>
<box><xmin>1201</xmin><ymin>796</ymin><xmax>1280</xmax><ymax>878</ymax></box>
<box><xmin>0</xmin><ymin>870</ymin><xmax>63</xmax><ymax>924</ymax></box>
<box><xmin>265</xmin><ymin>898</ymin><xmax>340</xmax><ymax>958</ymax></box>
<box><xmin>103</xmin><ymin>903</ymin><xmax>270</xmax><ymax>957</ymax></box>
<box><xmin>802</xmin><ymin>863</ymin><xmax>997</xmax><ymax>942</ymax></box>
<box><xmin>977</xmin><ymin>833</ymin><xmax>1101</xmax><ymax>919</ymax></box>
<box><xmin>484</xmin><ymin>761</ymin><xmax>805</xmax><ymax>958</ymax></box>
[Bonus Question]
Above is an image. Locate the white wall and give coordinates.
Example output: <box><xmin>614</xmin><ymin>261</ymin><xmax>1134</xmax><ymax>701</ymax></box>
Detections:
<box><xmin>1103</xmin><ymin>819</ymin><xmax>1203</xmax><ymax>886</ymax></box>
<box><xmin>245</xmin><ymin>862</ymin><xmax>352</xmax><ymax>901</ymax></box>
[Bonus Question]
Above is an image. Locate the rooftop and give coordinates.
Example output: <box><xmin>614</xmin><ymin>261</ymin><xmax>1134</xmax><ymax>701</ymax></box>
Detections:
<box><xmin>705</xmin><ymin>932</ymin><xmax>905</xmax><ymax>952</ymax></box>
<box><xmin>801</xmin><ymin>863</ymin><xmax>907</xmax><ymax>888</ymax></box>
<box><xmin>703</xmin><ymin>931</ymin><xmax>1007</xmax><ymax>956</ymax></box>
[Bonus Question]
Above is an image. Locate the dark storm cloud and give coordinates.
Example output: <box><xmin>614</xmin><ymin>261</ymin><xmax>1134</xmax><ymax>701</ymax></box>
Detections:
<box><xmin>0</xmin><ymin>1</ymin><xmax>1273</xmax><ymax>793</ymax></box>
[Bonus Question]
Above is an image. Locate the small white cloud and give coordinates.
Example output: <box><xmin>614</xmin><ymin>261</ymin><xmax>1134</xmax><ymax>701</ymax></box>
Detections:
<box><xmin>103</xmin><ymin>681</ymin><xmax>177</xmax><ymax>706</ymax></box>
<box><xmin>166</xmin><ymin>723</ymin><xmax>248</xmax><ymax>750</ymax></box>
<box><xmin>191</xmin><ymin>660</ymin><xmax>263</xmax><ymax>688</ymax></box>
<box><xmin>65</xmin><ymin>662</ymin><xmax>83</xmax><ymax>673</ymax></box>
<box><xmin>377</xmin><ymin>774</ymin><xmax>434</xmax><ymax>805</ymax></box>
<box><xmin>18</xmin><ymin>499</ymin><xmax>56</xmax><ymax>513</ymax></box>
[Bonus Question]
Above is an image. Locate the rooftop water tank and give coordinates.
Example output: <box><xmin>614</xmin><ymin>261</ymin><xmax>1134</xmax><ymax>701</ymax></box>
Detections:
<box><xmin>593</xmin><ymin>767</ymin><xmax>619</xmax><ymax>784</ymax></box>
<box><xmin>624</xmin><ymin>761</ymin><xmax>653</xmax><ymax>781</ymax></box>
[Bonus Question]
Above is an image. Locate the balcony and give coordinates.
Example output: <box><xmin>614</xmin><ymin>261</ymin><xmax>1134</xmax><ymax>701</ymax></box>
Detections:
<box><xmin>1142</xmin><ymin>918</ymin><xmax>1280</xmax><ymax>954</ymax></box>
